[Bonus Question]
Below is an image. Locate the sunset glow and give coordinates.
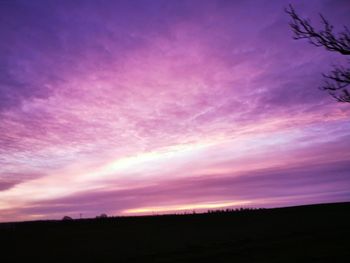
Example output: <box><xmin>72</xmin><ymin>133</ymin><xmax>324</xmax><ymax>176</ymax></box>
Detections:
<box><xmin>123</xmin><ymin>200</ymin><xmax>252</xmax><ymax>215</ymax></box>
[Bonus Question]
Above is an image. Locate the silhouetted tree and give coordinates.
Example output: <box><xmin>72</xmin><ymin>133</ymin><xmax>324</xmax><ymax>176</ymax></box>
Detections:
<box><xmin>62</xmin><ymin>216</ymin><xmax>73</xmax><ymax>221</ymax></box>
<box><xmin>96</xmin><ymin>213</ymin><xmax>108</xmax><ymax>219</ymax></box>
<box><xmin>286</xmin><ymin>5</ymin><xmax>350</xmax><ymax>103</ymax></box>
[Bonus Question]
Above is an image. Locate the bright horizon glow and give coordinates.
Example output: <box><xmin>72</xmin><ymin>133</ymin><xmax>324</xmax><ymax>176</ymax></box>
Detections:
<box><xmin>123</xmin><ymin>200</ymin><xmax>252</xmax><ymax>215</ymax></box>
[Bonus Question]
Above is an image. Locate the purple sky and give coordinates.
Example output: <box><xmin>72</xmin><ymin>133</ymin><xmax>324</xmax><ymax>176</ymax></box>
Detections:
<box><xmin>1</xmin><ymin>0</ymin><xmax>350</xmax><ymax>222</ymax></box>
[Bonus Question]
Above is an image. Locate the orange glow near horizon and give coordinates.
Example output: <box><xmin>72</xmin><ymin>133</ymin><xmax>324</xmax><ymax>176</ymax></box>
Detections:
<box><xmin>123</xmin><ymin>200</ymin><xmax>253</xmax><ymax>215</ymax></box>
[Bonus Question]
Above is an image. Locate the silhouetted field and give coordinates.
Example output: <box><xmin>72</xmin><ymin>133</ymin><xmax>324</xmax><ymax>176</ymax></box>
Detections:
<box><xmin>1</xmin><ymin>202</ymin><xmax>349</xmax><ymax>262</ymax></box>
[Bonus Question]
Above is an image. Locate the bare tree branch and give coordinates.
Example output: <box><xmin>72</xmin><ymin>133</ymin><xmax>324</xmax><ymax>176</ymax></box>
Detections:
<box><xmin>285</xmin><ymin>4</ymin><xmax>350</xmax><ymax>55</ymax></box>
<box><xmin>321</xmin><ymin>65</ymin><xmax>350</xmax><ymax>102</ymax></box>
<box><xmin>286</xmin><ymin>5</ymin><xmax>350</xmax><ymax>103</ymax></box>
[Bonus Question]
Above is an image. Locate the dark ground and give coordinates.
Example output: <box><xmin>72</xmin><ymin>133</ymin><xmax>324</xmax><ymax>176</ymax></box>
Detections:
<box><xmin>1</xmin><ymin>202</ymin><xmax>349</xmax><ymax>262</ymax></box>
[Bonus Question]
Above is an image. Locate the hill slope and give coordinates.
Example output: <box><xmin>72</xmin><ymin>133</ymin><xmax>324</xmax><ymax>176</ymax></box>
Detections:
<box><xmin>1</xmin><ymin>202</ymin><xmax>350</xmax><ymax>262</ymax></box>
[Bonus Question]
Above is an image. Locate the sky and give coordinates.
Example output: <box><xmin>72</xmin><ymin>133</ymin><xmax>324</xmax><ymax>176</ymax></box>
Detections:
<box><xmin>1</xmin><ymin>0</ymin><xmax>350</xmax><ymax>222</ymax></box>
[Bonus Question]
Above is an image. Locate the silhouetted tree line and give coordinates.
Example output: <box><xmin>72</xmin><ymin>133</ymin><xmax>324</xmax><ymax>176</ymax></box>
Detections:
<box><xmin>60</xmin><ymin>209</ymin><xmax>268</xmax><ymax>220</ymax></box>
<box><xmin>62</xmin><ymin>213</ymin><xmax>108</xmax><ymax>221</ymax></box>
<box><xmin>207</xmin><ymin>207</ymin><xmax>264</xmax><ymax>214</ymax></box>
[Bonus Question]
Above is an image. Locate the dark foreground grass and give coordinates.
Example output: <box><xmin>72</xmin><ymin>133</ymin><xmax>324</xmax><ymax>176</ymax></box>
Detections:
<box><xmin>1</xmin><ymin>202</ymin><xmax>350</xmax><ymax>262</ymax></box>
